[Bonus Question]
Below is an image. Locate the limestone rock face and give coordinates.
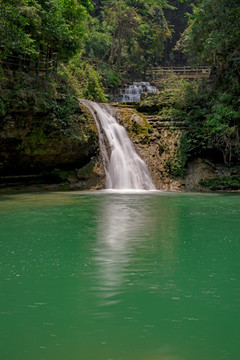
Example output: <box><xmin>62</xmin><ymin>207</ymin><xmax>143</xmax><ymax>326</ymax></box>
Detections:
<box><xmin>113</xmin><ymin>105</ymin><xmax>186</xmax><ymax>191</ymax></box>
<box><xmin>185</xmin><ymin>159</ymin><xmax>216</xmax><ymax>191</ymax></box>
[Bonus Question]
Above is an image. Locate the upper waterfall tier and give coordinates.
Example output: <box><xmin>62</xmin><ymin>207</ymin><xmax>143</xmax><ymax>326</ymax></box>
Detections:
<box><xmin>80</xmin><ymin>100</ymin><xmax>156</xmax><ymax>191</ymax></box>
<box><xmin>122</xmin><ymin>82</ymin><xmax>158</xmax><ymax>102</ymax></box>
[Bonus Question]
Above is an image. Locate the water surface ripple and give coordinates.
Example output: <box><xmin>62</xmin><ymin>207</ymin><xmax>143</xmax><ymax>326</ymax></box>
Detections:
<box><xmin>0</xmin><ymin>191</ymin><xmax>240</xmax><ymax>360</ymax></box>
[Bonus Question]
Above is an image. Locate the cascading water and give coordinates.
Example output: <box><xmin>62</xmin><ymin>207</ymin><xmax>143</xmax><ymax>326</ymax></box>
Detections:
<box><xmin>122</xmin><ymin>82</ymin><xmax>158</xmax><ymax>102</ymax></box>
<box><xmin>81</xmin><ymin>99</ymin><xmax>156</xmax><ymax>191</ymax></box>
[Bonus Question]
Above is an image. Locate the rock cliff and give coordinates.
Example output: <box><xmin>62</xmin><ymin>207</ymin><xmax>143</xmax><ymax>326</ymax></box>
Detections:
<box><xmin>0</xmin><ymin>72</ymin><xmax>104</xmax><ymax>191</ymax></box>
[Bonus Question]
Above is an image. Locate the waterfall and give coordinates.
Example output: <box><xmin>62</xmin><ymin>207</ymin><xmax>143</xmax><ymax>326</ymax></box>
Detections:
<box><xmin>81</xmin><ymin>100</ymin><xmax>156</xmax><ymax>191</ymax></box>
<box><xmin>122</xmin><ymin>82</ymin><xmax>158</xmax><ymax>102</ymax></box>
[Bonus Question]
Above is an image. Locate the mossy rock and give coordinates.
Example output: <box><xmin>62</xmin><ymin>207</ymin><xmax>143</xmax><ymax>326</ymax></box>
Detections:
<box><xmin>77</xmin><ymin>158</ymin><xmax>97</xmax><ymax>180</ymax></box>
<box><xmin>115</xmin><ymin>107</ymin><xmax>151</xmax><ymax>144</ymax></box>
<box><xmin>137</xmin><ymin>90</ymin><xmax>181</xmax><ymax>114</ymax></box>
<box><xmin>0</xmin><ymin>72</ymin><xmax>99</xmax><ymax>178</ymax></box>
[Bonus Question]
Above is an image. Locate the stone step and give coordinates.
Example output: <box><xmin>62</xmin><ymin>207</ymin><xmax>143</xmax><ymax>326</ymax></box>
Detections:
<box><xmin>147</xmin><ymin>118</ymin><xmax>170</xmax><ymax>122</ymax></box>
<box><xmin>150</xmin><ymin>123</ymin><xmax>188</xmax><ymax>130</ymax></box>
<box><xmin>110</xmin><ymin>102</ymin><xmax>138</xmax><ymax>108</ymax></box>
<box><xmin>146</xmin><ymin>115</ymin><xmax>185</xmax><ymax>122</ymax></box>
<box><xmin>149</xmin><ymin>121</ymin><xmax>187</xmax><ymax>127</ymax></box>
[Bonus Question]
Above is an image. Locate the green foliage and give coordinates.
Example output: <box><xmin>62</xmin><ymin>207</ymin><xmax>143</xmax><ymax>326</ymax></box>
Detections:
<box><xmin>85</xmin><ymin>0</ymin><xmax>172</xmax><ymax>77</ymax></box>
<box><xmin>99</xmin><ymin>64</ymin><xmax>122</xmax><ymax>88</ymax></box>
<box><xmin>171</xmin><ymin>80</ymin><xmax>240</xmax><ymax>166</ymax></box>
<box><xmin>59</xmin><ymin>57</ymin><xmax>107</xmax><ymax>102</ymax></box>
<box><xmin>0</xmin><ymin>95</ymin><xmax>6</xmax><ymax>116</ymax></box>
<box><xmin>0</xmin><ymin>0</ymin><xmax>91</xmax><ymax>61</ymax></box>
<box><xmin>51</xmin><ymin>94</ymin><xmax>80</xmax><ymax>133</ymax></box>
<box><xmin>0</xmin><ymin>0</ymin><xmax>39</xmax><ymax>57</ymax></box>
<box><xmin>179</xmin><ymin>0</ymin><xmax>240</xmax><ymax>67</ymax></box>
<box><xmin>200</xmin><ymin>176</ymin><xmax>240</xmax><ymax>190</ymax></box>
<box><xmin>172</xmin><ymin>0</ymin><xmax>240</xmax><ymax>167</ymax></box>
<box><xmin>139</xmin><ymin>73</ymin><xmax>194</xmax><ymax>115</ymax></box>
<box><xmin>0</xmin><ymin>0</ymin><xmax>185</xmax><ymax>93</ymax></box>
<box><xmin>165</xmin><ymin>132</ymin><xmax>187</xmax><ymax>177</ymax></box>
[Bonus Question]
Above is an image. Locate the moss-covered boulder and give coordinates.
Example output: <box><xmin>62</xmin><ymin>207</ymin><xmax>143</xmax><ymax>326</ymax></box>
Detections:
<box><xmin>137</xmin><ymin>89</ymin><xmax>182</xmax><ymax>114</ymax></box>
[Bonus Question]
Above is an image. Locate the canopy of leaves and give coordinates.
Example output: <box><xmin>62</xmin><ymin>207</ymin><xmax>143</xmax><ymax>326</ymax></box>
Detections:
<box><xmin>84</xmin><ymin>0</ymin><xmax>173</xmax><ymax>77</ymax></box>
<box><xmin>0</xmin><ymin>0</ymin><xmax>92</xmax><ymax>60</ymax></box>
<box><xmin>179</xmin><ymin>0</ymin><xmax>240</xmax><ymax>66</ymax></box>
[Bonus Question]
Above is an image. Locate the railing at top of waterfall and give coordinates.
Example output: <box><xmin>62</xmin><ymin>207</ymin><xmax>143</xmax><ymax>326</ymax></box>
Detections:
<box><xmin>148</xmin><ymin>66</ymin><xmax>211</xmax><ymax>78</ymax></box>
<box><xmin>72</xmin><ymin>57</ymin><xmax>211</xmax><ymax>78</ymax></box>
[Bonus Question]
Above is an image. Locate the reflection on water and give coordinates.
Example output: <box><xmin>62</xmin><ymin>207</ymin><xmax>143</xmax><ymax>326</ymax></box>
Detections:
<box><xmin>0</xmin><ymin>192</ymin><xmax>81</xmax><ymax>211</ymax></box>
<box><xmin>93</xmin><ymin>194</ymin><xmax>180</xmax><ymax>308</ymax></box>
<box><xmin>94</xmin><ymin>195</ymin><xmax>150</xmax><ymax>306</ymax></box>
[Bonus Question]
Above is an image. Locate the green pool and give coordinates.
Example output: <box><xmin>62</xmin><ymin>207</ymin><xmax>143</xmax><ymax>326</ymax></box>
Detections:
<box><xmin>0</xmin><ymin>191</ymin><xmax>240</xmax><ymax>360</ymax></box>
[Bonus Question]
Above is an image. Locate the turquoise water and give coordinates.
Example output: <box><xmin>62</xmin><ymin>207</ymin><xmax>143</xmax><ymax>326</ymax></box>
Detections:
<box><xmin>0</xmin><ymin>191</ymin><xmax>240</xmax><ymax>360</ymax></box>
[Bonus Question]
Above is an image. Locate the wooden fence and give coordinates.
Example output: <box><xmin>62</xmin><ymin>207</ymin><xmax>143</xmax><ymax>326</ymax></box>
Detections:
<box><xmin>0</xmin><ymin>54</ymin><xmax>58</xmax><ymax>76</ymax></box>
<box><xmin>0</xmin><ymin>54</ymin><xmax>211</xmax><ymax>80</ymax></box>
<box><xmin>148</xmin><ymin>66</ymin><xmax>211</xmax><ymax>79</ymax></box>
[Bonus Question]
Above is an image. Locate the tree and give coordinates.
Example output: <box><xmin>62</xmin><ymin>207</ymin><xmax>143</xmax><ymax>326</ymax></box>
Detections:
<box><xmin>85</xmin><ymin>0</ymin><xmax>173</xmax><ymax>75</ymax></box>
<box><xmin>179</xmin><ymin>0</ymin><xmax>240</xmax><ymax>66</ymax></box>
<box><xmin>178</xmin><ymin>0</ymin><xmax>240</xmax><ymax>165</ymax></box>
<box><xmin>0</xmin><ymin>0</ymin><xmax>92</xmax><ymax>61</ymax></box>
<box><xmin>0</xmin><ymin>0</ymin><xmax>39</xmax><ymax>58</ymax></box>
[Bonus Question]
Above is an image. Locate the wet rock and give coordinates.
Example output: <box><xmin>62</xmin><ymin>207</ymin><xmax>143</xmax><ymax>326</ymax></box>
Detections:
<box><xmin>185</xmin><ymin>158</ymin><xmax>216</xmax><ymax>191</ymax></box>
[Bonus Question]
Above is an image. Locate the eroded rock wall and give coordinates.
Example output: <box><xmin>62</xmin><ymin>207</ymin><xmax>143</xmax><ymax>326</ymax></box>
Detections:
<box><xmin>114</xmin><ymin>105</ymin><xmax>185</xmax><ymax>190</ymax></box>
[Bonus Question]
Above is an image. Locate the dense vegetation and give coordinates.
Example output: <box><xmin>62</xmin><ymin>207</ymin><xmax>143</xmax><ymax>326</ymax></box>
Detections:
<box><xmin>136</xmin><ymin>0</ymin><xmax>240</xmax><ymax>184</ymax></box>
<box><xmin>0</xmin><ymin>0</ymin><xmax>92</xmax><ymax>60</ymax></box>
<box><xmin>0</xmin><ymin>0</ymin><xmax>240</xmax><ymax>189</ymax></box>
<box><xmin>178</xmin><ymin>0</ymin><xmax>240</xmax><ymax>169</ymax></box>
<box><xmin>0</xmin><ymin>0</ymin><xmax>182</xmax><ymax>89</ymax></box>
<box><xmin>84</xmin><ymin>0</ymin><xmax>174</xmax><ymax>84</ymax></box>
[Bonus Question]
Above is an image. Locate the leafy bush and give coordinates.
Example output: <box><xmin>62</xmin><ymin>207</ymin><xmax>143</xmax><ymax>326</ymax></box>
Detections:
<box><xmin>60</xmin><ymin>58</ymin><xmax>107</xmax><ymax>102</ymax></box>
<box><xmin>200</xmin><ymin>176</ymin><xmax>240</xmax><ymax>190</ymax></box>
<box><xmin>99</xmin><ymin>64</ymin><xmax>122</xmax><ymax>88</ymax></box>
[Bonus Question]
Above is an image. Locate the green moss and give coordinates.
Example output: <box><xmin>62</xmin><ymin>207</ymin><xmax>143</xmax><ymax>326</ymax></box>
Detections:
<box><xmin>165</xmin><ymin>151</ymin><xmax>186</xmax><ymax>177</ymax></box>
<box><xmin>32</xmin><ymin>149</ymin><xmax>49</xmax><ymax>156</ymax></box>
<box><xmin>160</xmin><ymin>131</ymin><xmax>188</xmax><ymax>177</ymax></box>
<box><xmin>17</xmin><ymin>126</ymin><xmax>48</xmax><ymax>156</ymax></box>
<box><xmin>118</xmin><ymin>108</ymin><xmax>151</xmax><ymax>143</ymax></box>
<box><xmin>77</xmin><ymin>158</ymin><xmax>96</xmax><ymax>180</ymax></box>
